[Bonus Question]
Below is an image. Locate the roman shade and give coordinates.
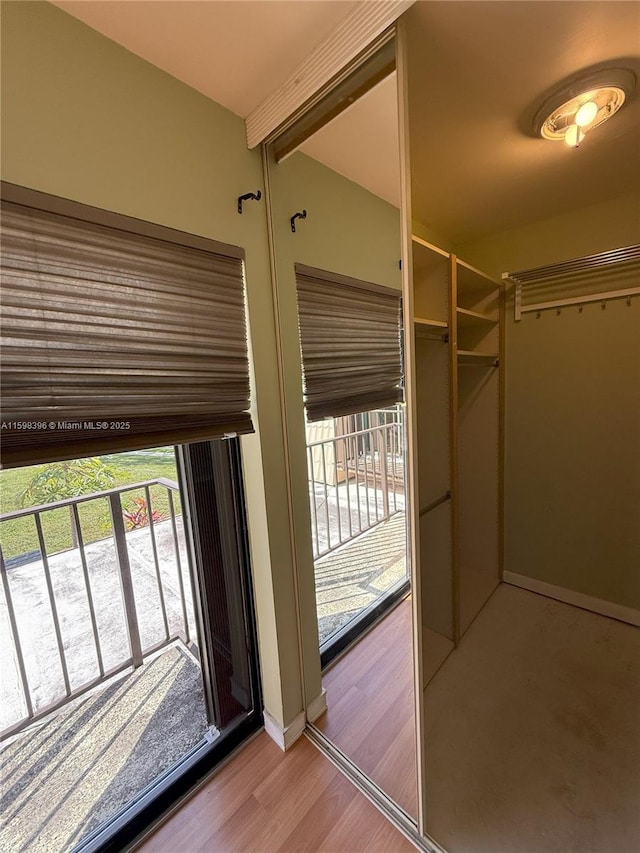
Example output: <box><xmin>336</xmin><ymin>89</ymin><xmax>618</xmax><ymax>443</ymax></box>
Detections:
<box><xmin>0</xmin><ymin>185</ymin><xmax>253</xmax><ymax>468</ymax></box>
<box><xmin>295</xmin><ymin>264</ymin><xmax>403</xmax><ymax>421</ymax></box>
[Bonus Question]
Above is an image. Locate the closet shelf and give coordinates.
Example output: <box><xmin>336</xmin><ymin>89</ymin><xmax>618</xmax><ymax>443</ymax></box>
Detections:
<box><xmin>412</xmin><ymin>235</ymin><xmax>450</xmax><ymax>259</ymax></box>
<box><xmin>456</xmin><ymin>258</ymin><xmax>500</xmax><ymax>298</ymax></box>
<box><xmin>414</xmin><ymin>317</ymin><xmax>448</xmax><ymax>332</ymax></box>
<box><xmin>457</xmin><ymin>350</ymin><xmax>498</xmax><ymax>365</ymax></box>
<box><xmin>456</xmin><ymin>307</ymin><xmax>497</xmax><ymax>328</ymax></box>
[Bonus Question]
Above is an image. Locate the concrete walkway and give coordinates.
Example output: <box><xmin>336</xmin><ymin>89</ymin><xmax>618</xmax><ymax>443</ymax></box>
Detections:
<box><xmin>315</xmin><ymin>512</ymin><xmax>407</xmax><ymax>644</ymax></box>
<box><xmin>0</xmin><ymin>644</ymin><xmax>208</xmax><ymax>853</ymax></box>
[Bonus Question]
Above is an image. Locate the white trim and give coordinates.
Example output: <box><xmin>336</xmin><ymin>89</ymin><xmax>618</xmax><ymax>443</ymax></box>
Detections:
<box><xmin>245</xmin><ymin>0</ymin><xmax>415</xmax><ymax>148</ymax></box>
<box><xmin>263</xmin><ymin>709</ymin><xmax>306</xmax><ymax>751</ymax></box>
<box><xmin>503</xmin><ymin>571</ymin><xmax>640</xmax><ymax>628</ymax></box>
<box><xmin>306</xmin><ymin>688</ymin><xmax>328</xmax><ymax>723</ymax></box>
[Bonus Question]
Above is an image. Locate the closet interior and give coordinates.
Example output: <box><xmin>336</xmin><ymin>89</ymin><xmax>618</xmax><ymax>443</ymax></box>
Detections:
<box><xmin>403</xmin><ymin>2</ymin><xmax>640</xmax><ymax>851</ymax></box>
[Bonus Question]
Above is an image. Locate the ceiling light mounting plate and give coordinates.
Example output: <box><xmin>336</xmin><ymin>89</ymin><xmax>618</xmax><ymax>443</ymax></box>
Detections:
<box><xmin>533</xmin><ymin>67</ymin><xmax>635</xmax><ymax>143</ymax></box>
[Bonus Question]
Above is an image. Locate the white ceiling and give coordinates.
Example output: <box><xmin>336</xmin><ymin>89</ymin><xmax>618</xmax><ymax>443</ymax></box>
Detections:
<box><xmin>298</xmin><ymin>74</ymin><xmax>401</xmax><ymax>208</ymax></box>
<box><xmin>52</xmin><ymin>0</ymin><xmax>358</xmax><ymax>117</ymax></box>
<box><xmin>51</xmin><ymin>1</ymin><xmax>640</xmax><ymax>242</ymax></box>
<box><xmin>405</xmin><ymin>1</ymin><xmax>640</xmax><ymax>244</ymax></box>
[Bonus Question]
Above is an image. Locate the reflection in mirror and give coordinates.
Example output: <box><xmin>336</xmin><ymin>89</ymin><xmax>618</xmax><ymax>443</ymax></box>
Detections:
<box><xmin>265</xmin><ymin>57</ymin><xmax>418</xmax><ymax>820</ymax></box>
<box><xmin>404</xmin><ymin>1</ymin><xmax>640</xmax><ymax>851</ymax></box>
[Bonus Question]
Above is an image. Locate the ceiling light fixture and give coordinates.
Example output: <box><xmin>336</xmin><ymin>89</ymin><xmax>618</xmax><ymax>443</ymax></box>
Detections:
<box><xmin>533</xmin><ymin>68</ymin><xmax>636</xmax><ymax>149</ymax></box>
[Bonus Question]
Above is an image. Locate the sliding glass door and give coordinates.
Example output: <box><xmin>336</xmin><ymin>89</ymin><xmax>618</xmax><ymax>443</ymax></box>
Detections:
<box><xmin>0</xmin><ymin>438</ymin><xmax>261</xmax><ymax>853</ymax></box>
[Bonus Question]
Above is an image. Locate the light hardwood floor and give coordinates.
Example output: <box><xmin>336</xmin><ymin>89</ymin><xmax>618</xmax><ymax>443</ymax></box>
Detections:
<box><xmin>137</xmin><ymin>732</ymin><xmax>415</xmax><ymax>853</ymax></box>
<box><xmin>314</xmin><ymin>597</ymin><xmax>418</xmax><ymax>819</ymax></box>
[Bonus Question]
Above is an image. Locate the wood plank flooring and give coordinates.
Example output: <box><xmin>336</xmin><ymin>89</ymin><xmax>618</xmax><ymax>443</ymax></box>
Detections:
<box><xmin>314</xmin><ymin>598</ymin><xmax>418</xmax><ymax>819</ymax></box>
<box><xmin>136</xmin><ymin>732</ymin><xmax>415</xmax><ymax>853</ymax></box>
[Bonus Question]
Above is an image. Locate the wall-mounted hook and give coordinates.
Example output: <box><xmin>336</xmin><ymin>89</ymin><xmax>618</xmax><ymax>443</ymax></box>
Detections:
<box><xmin>291</xmin><ymin>209</ymin><xmax>307</xmax><ymax>233</ymax></box>
<box><xmin>601</xmin><ymin>300</ymin><xmax>607</xmax><ymax>310</ymax></box>
<box><xmin>237</xmin><ymin>190</ymin><xmax>262</xmax><ymax>214</ymax></box>
<box><xmin>578</xmin><ymin>305</ymin><xmax>584</xmax><ymax>313</ymax></box>
<box><xmin>627</xmin><ymin>296</ymin><xmax>632</xmax><ymax>306</ymax></box>
<box><xmin>536</xmin><ymin>311</ymin><xmax>542</xmax><ymax>319</ymax></box>
<box><xmin>556</xmin><ymin>308</ymin><xmax>561</xmax><ymax>316</ymax></box>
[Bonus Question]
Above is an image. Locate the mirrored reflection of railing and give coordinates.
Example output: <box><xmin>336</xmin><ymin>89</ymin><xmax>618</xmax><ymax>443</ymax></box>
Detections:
<box><xmin>306</xmin><ymin>407</ymin><xmax>405</xmax><ymax>559</ymax></box>
<box><xmin>0</xmin><ymin>478</ymin><xmax>193</xmax><ymax>740</ymax></box>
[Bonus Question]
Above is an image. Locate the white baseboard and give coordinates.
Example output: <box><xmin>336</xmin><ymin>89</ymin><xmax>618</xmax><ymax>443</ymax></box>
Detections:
<box><xmin>503</xmin><ymin>571</ymin><xmax>640</xmax><ymax>628</ymax></box>
<box><xmin>306</xmin><ymin>688</ymin><xmax>327</xmax><ymax>723</ymax></box>
<box><xmin>263</xmin><ymin>709</ymin><xmax>306</xmax><ymax>752</ymax></box>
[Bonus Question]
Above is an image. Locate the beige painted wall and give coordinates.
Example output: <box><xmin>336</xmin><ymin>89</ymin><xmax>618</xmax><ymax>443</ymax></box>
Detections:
<box><xmin>461</xmin><ymin>192</ymin><xmax>640</xmax><ymax>610</ymax></box>
<box><xmin>0</xmin><ymin>1</ymin><xmax>304</xmax><ymax>728</ymax></box>
<box><xmin>265</xmin><ymin>148</ymin><xmax>402</xmax><ymax>703</ymax></box>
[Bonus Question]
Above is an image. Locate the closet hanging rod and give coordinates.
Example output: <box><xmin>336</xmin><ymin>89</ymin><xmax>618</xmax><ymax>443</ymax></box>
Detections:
<box><xmin>503</xmin><ymin>244</ymin><xmax>640</xmax><ymax>285</ymax></box>
<box><xmin>419</xmin><ymin>491</ymin><xmax>452</xmax><ymax>518</ymax></box>
<box><xmin>505</xmin><ymin>243</ymin><xmax>640</xmax><ymax>321</ymax></box>
<box><xmin>519</xmin><ymin>286</ymin><xmax>640</xmax><ymax>318</ymax></box>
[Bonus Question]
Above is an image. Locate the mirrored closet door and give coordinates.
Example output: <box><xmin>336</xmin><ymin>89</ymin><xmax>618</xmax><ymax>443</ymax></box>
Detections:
<box><xmin>262</xmin><ymin>36</ymin><xmax>420</xmax><ymax>824</ymax></box>
<box><xmin>401</xmin><ymin>2</ymin><xmax>640</xmax><ymax>852</ymax></box>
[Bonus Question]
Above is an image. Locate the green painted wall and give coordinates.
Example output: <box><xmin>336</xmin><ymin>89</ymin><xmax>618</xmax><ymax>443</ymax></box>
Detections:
<box><xmin>270</xmin><ymin>152</ymin><xmax>401</xmax><ymax>290</ymax></box>
<box><xmin>461</xmin><ymin>193</ymin><xmax>640</xmax><ymax>610</ymax></box>
<box><xmin>0</xmin><ymin>1</ymin><xmax>305</xmax><ymax>728</ymax></box>
<box><xmin>265</xmin><ymin>149</ymin><xmax>402</xmax><ymax>701</ymax></box>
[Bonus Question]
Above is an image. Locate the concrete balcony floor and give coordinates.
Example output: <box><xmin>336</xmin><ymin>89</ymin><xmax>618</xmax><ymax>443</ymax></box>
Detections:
<box><xmin>0</xmin><ymin>643</ymin><xmax>208</xmax><ymax>853</ymax></box>
<box><xmin>315</xmin><ymin>511</ymin><xmax>407</xmax><ymax>645</ymax></box>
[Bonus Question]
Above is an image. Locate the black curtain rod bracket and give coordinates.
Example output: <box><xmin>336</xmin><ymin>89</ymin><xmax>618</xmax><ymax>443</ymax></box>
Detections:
<box><xmin>290</xmin><ymin>210</ymin><xmax>307</xmax><ymax>233</ymax></box>
<box><xmin>237</xmin><ymin>190</ymin><xmax>262</xmax><ymax>214</ymax></box>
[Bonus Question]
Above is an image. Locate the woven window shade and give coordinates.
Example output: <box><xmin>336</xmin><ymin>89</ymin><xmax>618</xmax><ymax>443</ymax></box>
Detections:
<box><xmin>295</xmin><ymin>264</ymin><xmax>403</xmax><ymax>421</ymax></box>
<box><xmin>0</xmin><ymin>190</ymin><xmax>253</xmax><ymax>468</ymax></box>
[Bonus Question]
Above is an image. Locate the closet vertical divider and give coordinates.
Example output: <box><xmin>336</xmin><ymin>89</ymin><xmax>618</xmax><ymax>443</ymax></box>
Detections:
<box><xmin>455</xmin><ymin>260</ymin><xmax>503</xmax><ymax>635</ymax></box>
<box><xmin>449</xmin><ymin>254</ymin><xmax>460</xmax><ymax>645</ymax></box>
<box><xmin>411</xmin><ymin>237</ymin><xmax>505</xmax><ymax>676</ymax></box>
<box><xmin>412</xmin><ymin>237</ymin><xmax>456</xmax><ymax>681</ymax></box>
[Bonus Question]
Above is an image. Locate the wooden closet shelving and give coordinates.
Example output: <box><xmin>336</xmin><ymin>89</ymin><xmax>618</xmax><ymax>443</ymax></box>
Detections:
<box><xmin>455</xmin><ymin>257</ymin><xmax>500</xmax><ymax>369</ymax></box>
<box><xmin>410</xmin><ymin>235</ymin><xmax>504</xmax><ymax>667</ymax></box>
<box><xmin>456</xmin><ymin>307</ymin><xmax>496</xmax><ymax>328</ymax></box>
<box><xmin>457</xmin><ymin>349</ymin><xmax>498</xmax><ymax>364</ymax></box>
<box><xmin>414</xmin><ymin>317</ymin><xmax>448</xmax><ymax>330</ymax></box>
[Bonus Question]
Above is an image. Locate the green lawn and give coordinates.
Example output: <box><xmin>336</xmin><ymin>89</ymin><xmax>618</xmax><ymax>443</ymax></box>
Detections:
<box><xmin>0</xmin><ymin>448</ymin><xmax>182</xmax><ymax>560</ymax></box>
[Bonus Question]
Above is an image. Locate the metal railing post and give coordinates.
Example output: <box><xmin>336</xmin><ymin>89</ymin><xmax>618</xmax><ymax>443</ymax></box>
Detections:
<box><xmin>0</xmin><ymin>548</ymin><xmax>33</xmax><ymax>722</ymax></box>
<box><xmin>167</xmin><ymin>489</ymin><xmax>190</xmax><ymax>644</ymax></box>
<box><xmin>378</xmin><ymin>426</ymin><xmax>390</xmax><ymax>518</ymax></box>
<box><xmin>108</xmin><ymin>492</ymin><xmax>143</xmax><ymax>668</ymax></box>
<box><xmin>34</xmin><ymin>513</ymin><xmax>72</xmax><ymax>697</ymax></box>
<box><xmin>145</xmin><ymin>485</ymin><xmax>170</xmax><ymax>642</ymax></box>
<box><xmin>71</xmin><ymin>503</ymin><xmax>105</xmax><ymax>678</ymax></box>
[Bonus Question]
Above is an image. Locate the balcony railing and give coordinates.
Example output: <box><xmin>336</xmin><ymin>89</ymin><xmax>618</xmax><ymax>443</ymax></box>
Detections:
<box><xmin>0</xmin><ymin>478</ymin><xmax>193</xmax><ymax>741</ymax></box>
<box><xmin>306</xmin><ymin>407</ymin><xmax>406</xmax><ymax>559</ymax></box>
